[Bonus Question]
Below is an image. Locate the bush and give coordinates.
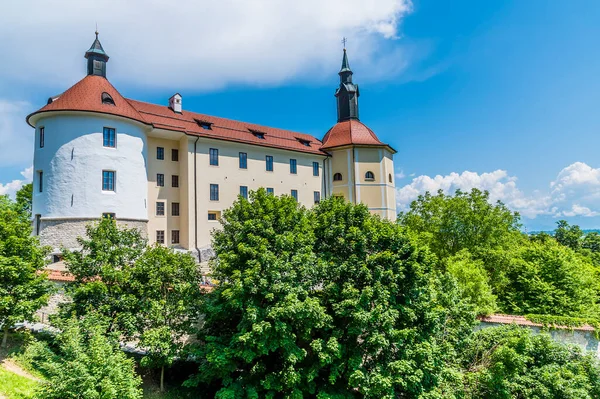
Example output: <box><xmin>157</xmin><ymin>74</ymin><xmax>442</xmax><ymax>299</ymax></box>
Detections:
<box><xmin>459</xmin><ymin>325</ymin><xmax>600</xmax><ymax>399</ymax></box>
<box><xmin>445</xmin><ymin>250</ymin><xmax>497</xmax><ymax>316</ymax></box>
<box><xmin>31</xmin><ymin>315</ymin><xmax>142</xmax><ymax>399</ymax></box>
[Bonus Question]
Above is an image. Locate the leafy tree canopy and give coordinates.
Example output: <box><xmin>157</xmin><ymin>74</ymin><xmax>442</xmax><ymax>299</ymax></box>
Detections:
<box><xmin>457</xmin><ymin>325</ymin><xmax>600</xmax><ymax>399</ymax></box>
<box><xmin>398</xmin><ymin>189</ymin><xmax>600</xmax><ymax>320</ymax></box>
<box><xmin>445</xmin><ymin>250</ymin><xmax>497</xmax><ymax>316</ymax></box>
<box><xmin>131</xmin><ymin>245</ymin><xmax>203</xmax><ymax>392</ymax></box>
<box><xmin>15</xmin><ymin>182</ymin><xmax>33</xmax><ymax>222</ymax></box>
<box><xmin>191</xmin><ymin>189</ymin><xmax>475</xmax><ymax>398</ymax></box>
<box><xmin>554</xmin><ymin>220</ymin><xmax>584</xmax><ymax>250</ymax></box>
<box><xmin>398</xmin><ymin>188</ymin><xmax>521</xmax><ymax>259</ymax></box>
<box><xmin>496</xmin><ymin>238</ymin><xmax>600</xmax><ymax>318</ymax></box>
<box><xmin>0</xmin><ymin>194</ymin><xmax>50</xmax><ymax>347</ymax></box>
<box><xmin>61</xmin><ymin>218</ymin><xmax>147</xmax><ymax>336</ymax></box>
<box><xmin>30</xmin><ymin>315</ymin><xmax>143</xmax><ymax>399</ymax></box>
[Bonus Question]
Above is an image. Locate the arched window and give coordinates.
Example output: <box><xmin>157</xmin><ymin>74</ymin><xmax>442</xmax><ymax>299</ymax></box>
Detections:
<box><xmin>389</xmin><ymin>173</ymin><xmax>393</xmax><ymax>183</ymax></box>
<box><xmin>333</xmin><ymin>173</ymin><xmax>343</xmax><ymax>181</ymax></box>
<box><xmin>101</xmin><ymin>92</ymin><xmax>115</xmax><ymax>106</ymax></box>
<box><xmin>365</xmin><ymin>171</ymin><xmax>375</xmax><ymax>181</ymax></box>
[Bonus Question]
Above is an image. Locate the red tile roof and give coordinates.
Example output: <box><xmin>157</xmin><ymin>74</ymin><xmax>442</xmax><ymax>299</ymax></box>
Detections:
<box><xmin>45</xmin><ymin>269</ymin><xmax>75</xmax><ymax>282</ymax></box>
<box><xmin>27</xmin><ymin>75</ymin><xmax>147</xmax><ymax>126</ymax></box>
<box><xmin>27</xmin><ymin>75</ymin><xmax>326</xmax><ymax>155</ymax></box>
<box><xmin>127</xmin><ymin>99</ymin><xmax>325</xmax><ymax>155</ymax></box>
<box><xmin>320</xmin><ymin>119</ymin><xmax>389</xmax><ymax>151</ymax></box>
<box><xmin>478</xmin><ymin>314</ymin><xmax>595</xmax><ymax>331</ymax></box>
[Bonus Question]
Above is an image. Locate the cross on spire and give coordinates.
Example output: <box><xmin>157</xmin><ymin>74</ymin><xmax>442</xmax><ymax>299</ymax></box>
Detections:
<box><xmin>341</xmin><ymin>37</ymin><xmax>347</xmax><ymax>49</ymax></box>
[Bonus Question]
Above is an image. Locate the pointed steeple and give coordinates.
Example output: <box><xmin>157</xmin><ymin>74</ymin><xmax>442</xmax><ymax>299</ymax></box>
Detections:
<box><xmin>85</xmin><ymin>31</ymin><xmax>109</xmax><ymax>77</ymax></box>
<box><xmin>340</xmin><ymin>49</ymin><xmax>351</xmax><ymax>73</ymax></box>
<box><xmin>335</xmin><ymin>48</ymin><xmax>359</xmax><ymax>121</ymax></box>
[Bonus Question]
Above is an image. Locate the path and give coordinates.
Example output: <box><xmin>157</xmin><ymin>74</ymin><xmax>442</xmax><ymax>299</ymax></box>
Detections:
<box><xmin>0</xmin><ymin>358</ymin><xmax>39</xmax><ymax>381</ymax></box>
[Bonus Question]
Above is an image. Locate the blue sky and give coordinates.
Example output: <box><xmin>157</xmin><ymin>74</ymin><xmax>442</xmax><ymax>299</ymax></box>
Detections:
<box><xmin>1</xmin><ymin>0</ymin><xmax>599</xmax><ymax>231</ymax></box>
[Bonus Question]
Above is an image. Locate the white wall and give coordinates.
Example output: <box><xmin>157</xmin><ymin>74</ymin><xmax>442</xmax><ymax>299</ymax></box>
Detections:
<box><xmin>32</xmin><ymin>114</ymin><xmax>149</xmax><ymax>221</ymax></box>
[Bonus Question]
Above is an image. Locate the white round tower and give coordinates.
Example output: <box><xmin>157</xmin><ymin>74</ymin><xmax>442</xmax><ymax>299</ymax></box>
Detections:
<box><xmin>27</xmin><ymin>33</ymin><xmax>150</xmax><ymax>250</ymax></box>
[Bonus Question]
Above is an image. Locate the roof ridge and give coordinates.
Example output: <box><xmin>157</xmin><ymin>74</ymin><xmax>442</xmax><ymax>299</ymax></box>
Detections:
<box><xmin>127</xmin><ymin>98</ymin><xmax>320</xmax><ymax>141</ymax></box>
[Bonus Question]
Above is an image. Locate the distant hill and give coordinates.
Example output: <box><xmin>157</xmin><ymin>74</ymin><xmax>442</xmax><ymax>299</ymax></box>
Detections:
<box><xmin>528</xmin><ymin>229</ymin><xmax>600</xmax><ymax>235</ymax></box>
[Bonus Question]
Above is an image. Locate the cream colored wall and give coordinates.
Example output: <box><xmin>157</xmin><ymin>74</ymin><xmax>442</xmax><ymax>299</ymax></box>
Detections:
<box><xmin>178</xmin><ymin>136</ymin><xmax>192</xmax><ymax>249</ymax></box>
<box><xmin>192</xmin><ymin>138</ymin><xmax>326</xmax><ymax>248</ymax></box>
<box><xmin>147</xmin><ymin>137</ymin><xmax>183</xmax><ymax>246</ymax></box>
<box><xmin>147</xmin><ymin>134</ymin><xmax>396</xmax><ymax>250</ymax></box>
<box><xmin>383</xmin><ymin>150</ymin><xmax>397</xmax><ymax>221</ymax></box>
<box><xmin>329</xmin><ymin>148</ymin><xmax>354</xmax><ymax>202</ymax></box>
<box><xmin>327</xmin><ymin>145</ymin><xmax>397</xmax><ymax>221</ymax></box>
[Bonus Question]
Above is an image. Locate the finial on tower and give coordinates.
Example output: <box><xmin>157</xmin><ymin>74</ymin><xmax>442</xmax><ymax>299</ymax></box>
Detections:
<box><xmin>342</xmin><ymin>37</ymin><xmax>347</xmax><ymax>50</ymax></box>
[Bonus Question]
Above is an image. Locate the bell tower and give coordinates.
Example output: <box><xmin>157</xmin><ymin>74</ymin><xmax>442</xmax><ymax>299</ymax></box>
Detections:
<box><xmin>85</xmin><ymin>31</ymin><xmax>109</xmax><ymax>77</ymax></box>
<box><xmin>322</xmin><ymin>47</ymin><xmax>397</xmax><ymax>221</ymax></box>
<box><xmin>335</xmin><ymin>48</ymin><xmax>359</xmax><ymax>122</ymax></box>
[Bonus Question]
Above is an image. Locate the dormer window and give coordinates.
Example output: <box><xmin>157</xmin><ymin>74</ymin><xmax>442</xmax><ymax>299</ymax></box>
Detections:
<box><xmin>101</xmin><ymin>92</ymin><xmax>115</xmax><ymax>106</ymax></box>
<box><xmin>297</xmin><ymin>138</ymin><xmax>311</xmax><ymax>147</ymax></box>
<box><xmin>249</xmin><ymin>129</ymin><xmax>266</xmax><ymax>139</ymax></box>
<box><xmin>195</xmin><ymin>119</ymin><xmax>213</xmax><ymax>130</ymax></box>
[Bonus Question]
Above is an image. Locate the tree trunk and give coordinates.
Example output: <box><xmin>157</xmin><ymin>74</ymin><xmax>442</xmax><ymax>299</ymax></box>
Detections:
<box><xmin>2</xmin><ymin>327</ymin><xmax>8</xmax><ymax>349</ymax></box>
<box><xmin>160</xmin><ymin>365</ymin><xmax>165</xmax><ymax>392</ymax></box>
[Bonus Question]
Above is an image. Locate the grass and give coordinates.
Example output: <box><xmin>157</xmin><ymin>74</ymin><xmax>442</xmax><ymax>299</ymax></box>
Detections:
<box><xmin>0</xmin><ymin>365</ymin><xmax>37</xmax><ymax>399</ymax></box>
<box><xmin>0</xmin><ymin>333</ymin><xmax>44</xmax><ymax>381</ymax></box>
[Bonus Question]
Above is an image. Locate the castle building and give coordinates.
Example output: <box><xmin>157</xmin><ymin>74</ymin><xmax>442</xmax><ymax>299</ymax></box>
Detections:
<box><xmin>26</xmin><ymin>33</ymin><xmax>397</xmax><ymax>260</ymax></box>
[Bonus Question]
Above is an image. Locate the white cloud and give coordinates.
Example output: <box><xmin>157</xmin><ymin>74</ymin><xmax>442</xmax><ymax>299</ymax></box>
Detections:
<box><xmin>557</xmin><ymin>204</ymin><xmax>599</xmax><ymax>218</ymax></box>
<box><xmin>0</xmin><ymin>100</ymin><xmax>33</xmax><ymax>167</ymax></box>
<box><xmin>547</xmin><ymin>162</ymin><xmax>600</xmax><ymax>217</ymax></box>
<box><xmin>395</xmin><ymin>170</ymin><xmax>406</xmax><ymax>179</ymax></box>
<box><xmin>0</xmin><ymin>0</ymin><xmax>413</xmax><ymax>90</ymax></box>
<box><xmin>0</xmin><ymin>166</ymin><xmax>33</xmax><ymax>198</ymax></box>
<box><xmin>396</xmin><ymin>162</ymin><xmax>600</xmax><ymax>220</ymax></box>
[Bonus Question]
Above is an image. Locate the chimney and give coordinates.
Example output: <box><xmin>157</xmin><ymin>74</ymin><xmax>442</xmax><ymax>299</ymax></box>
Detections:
<box><xmin>169</xmin><ymin>93</ymin><xmax>182</xmax><ymax>113</ymax></box>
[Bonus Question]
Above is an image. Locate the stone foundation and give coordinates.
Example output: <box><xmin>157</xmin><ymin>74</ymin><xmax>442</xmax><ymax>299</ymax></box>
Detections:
<box><xmin>39</xmin><ymin>218</ymin><xmax>148</xmax><ymax>250</ymax></box>
<box><xmin>37</xmin><ymin>283</ymin><xmax>70</xmax><ymax>324</ymax></box>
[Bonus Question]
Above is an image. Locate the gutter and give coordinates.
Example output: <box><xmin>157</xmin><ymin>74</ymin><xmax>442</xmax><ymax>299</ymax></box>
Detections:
<box><xmin>193</xmin><ymin>136</ymin><xmax>200</xmax><ymax>262</ymax></box>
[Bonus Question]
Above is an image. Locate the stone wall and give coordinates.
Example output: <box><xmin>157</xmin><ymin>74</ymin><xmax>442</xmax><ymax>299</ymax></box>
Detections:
<box><xmin>39</xmin><ymin>218</ymin><xmax>148</xmax><ymax>250</ymax></box>
<box><xmin>477</xmin><ymin>318</ymin><xmax>600</xmax><ymax>357</ymax></box>
<box><xmin>36</xmin><ymin>282</ymin><xmax>70</xmax><ymax>324</ymax></box>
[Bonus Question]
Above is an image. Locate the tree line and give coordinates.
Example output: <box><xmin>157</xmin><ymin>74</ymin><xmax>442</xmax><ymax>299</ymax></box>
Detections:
<box><xmin>2</xmin><ymin>184</ymin><xmax>600</xmax><ymax>398</ymax></box>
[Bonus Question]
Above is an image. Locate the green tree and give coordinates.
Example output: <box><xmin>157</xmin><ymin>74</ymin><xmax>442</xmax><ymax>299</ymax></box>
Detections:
<box><xmin>582</xmin><ymin>231</ymin><xmax>600</xmax><ymax>253</ymax></box>
<box><xmin>191</xmin><ymin>191</ymin><xmax>475</xmax><ymax>398</ymax></box>
<box><xmin>398</xmin><ymin>188</ymin><xmax>521</xmax><ymax>259</ymax></box>
<box><xmin>32</xmin><ymin>315</ymin><xmax>143</xmax><ymax>399</ymax></box>
<box><xmin>459</xmin><ymin>325</ymin><xmax>600</xmax><ymax>399</ymax></box>
<box><xmin>445</xmin><ymin>250</ymin><xmax>497</xmax><ymax>316</ymax></box>
<box><xmin>312</xmin><ymin>198</ymin><xmax>474</xmax><ymax>398</ymax></box>
<box><xmin>497</xmin><ymin>239</ymin><xmax>600</xmax><ymax>318</ymax></box>
<box><xmin>554</xmin><ymin>220</ymin><xmax>583</xmax><ymax>250</ymax></box>
<box><xmin>190</xmin><ymin>189</ymin><xmax>328</xmax><ymax>398</ymax></box>
<box><xmin>61</xmin><ymin>218</ymin><xmax>147</xmax><ymax>336</ymax></box>
<box><xmin>15</xmin><ymin>182</ymin><xmax>33</xmax><ymax>221</ymax></box>
<box><xmin>0</xmin><ymin>195</ymin><xmax>50</xmax><ymax>347</ymax></box>
<box><xmin>131</xmin><ymin>246</ymin><xmax>203</xmax><ymax>392</ymax></box>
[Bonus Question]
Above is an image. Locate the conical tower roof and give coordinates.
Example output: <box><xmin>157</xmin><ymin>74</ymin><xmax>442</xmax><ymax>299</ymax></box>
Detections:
<box><xmin>339</xmin><ymin>48</ymin><xmax>351</xmax><ymax>73</ymax></box>
<box><xmin>85</xmin><ymin>31</ymin><xmax>109</xmax><ymax>60</ymax></box>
